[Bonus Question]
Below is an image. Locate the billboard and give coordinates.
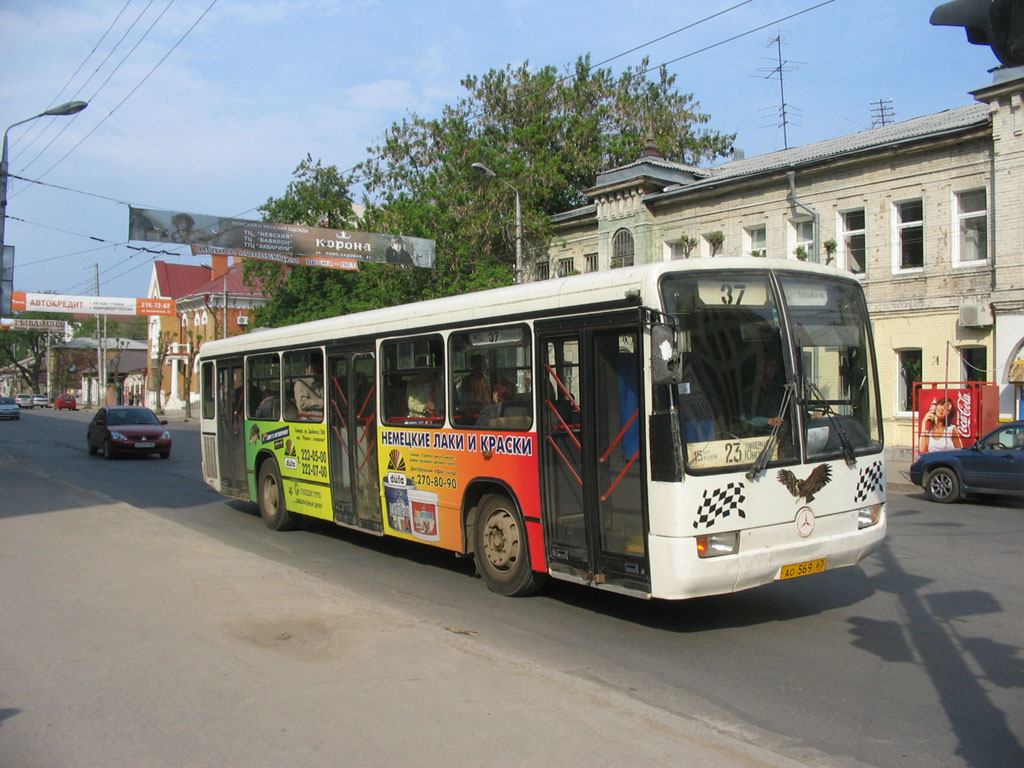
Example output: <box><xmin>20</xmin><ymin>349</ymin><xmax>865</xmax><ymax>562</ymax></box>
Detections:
<box><xmin>10</xmin><ymin>292</ymin><xmax>176</xmax><ymax>317</ymax></box>
<box><xmin>129</xmin><ymin>207</ymin><xmax>435</xmax><ymax>271</ymax></box>
<box><xmin>0</xmin><ymin>318</ymin><xmax>66</xmax><ymax>332</ymax></box>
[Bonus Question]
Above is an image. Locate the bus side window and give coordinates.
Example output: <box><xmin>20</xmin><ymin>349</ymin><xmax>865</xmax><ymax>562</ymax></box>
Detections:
<box><xmin>380</xmin><ymin>336</ymin><xmax>445</xmax><ymax>426</ymax></box>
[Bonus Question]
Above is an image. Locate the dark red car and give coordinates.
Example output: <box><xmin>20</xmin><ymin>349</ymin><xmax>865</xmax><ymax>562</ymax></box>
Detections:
<box><xmin>54</xmin><ymin>393</ymin><xmax>77</xmax><ymax>410</ymax></box>
<box><xmin>87</xmin><ymin>406</ymin><xmax>171</xmax><ymax>459</ymax></box>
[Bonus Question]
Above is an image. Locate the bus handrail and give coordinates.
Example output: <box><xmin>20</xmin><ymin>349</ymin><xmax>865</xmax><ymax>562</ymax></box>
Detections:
<box><xmin>599</xmin><ymin>409</ymin><xmax>638</xmax><ymax>464</ymax></box>
<box><xmin>545</xmin><ymin>435</ymin><xmax>582</xmax><ymax>486</ymax></box>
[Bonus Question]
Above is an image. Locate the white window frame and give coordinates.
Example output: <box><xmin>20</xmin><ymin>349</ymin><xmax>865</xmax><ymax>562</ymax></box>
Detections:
<box><xmin>584</xmin><ymin>253</ymin><xmax>598</xmax><ymax>273</ymax></box>
<box><xmin>556</xmin><ymin>257</ymin><xmax>574</xmax><ymax>277</ymax></box>
<box><xmin>896</xmin><ymin>348</ymin><xmax>922</xmax><ymax>417</ymax></box>
<box><xmin>611</xmin><ymin>229</ymin><xmax>635</xmax><ymax>268</ymax></box>
<box><xmin>892</xmin><ymin>198</ymin><xmax>924</xmax><ymax>273</ymax></box>
<box><xmin>952</xmin><ymin>188</ymin><xmax>988</xmax><ymax>267</ymax></box>
<box><xmin>790</xmin><ymin>218</ymin><xmax>813</xmax><ymax>261</ymax></box>
<box><xmin>743</xmin><ymin>225</ymin><xmax>767</xmax><ymax>258</ymax></box>
<box><xmin>838</xmin><ymin>208</ymin><xmax>866</xmax><ymax>274</ymax></box>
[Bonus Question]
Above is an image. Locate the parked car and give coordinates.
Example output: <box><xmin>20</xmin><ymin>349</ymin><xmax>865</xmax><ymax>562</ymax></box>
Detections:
<box><xmin>909</xmin><ymin>421</ymin><xmax>1024</xmax><ymax>503</ymax></box>
<box><xmin>0</xmin><ymin>396</ymin><xmax>20</xmax><ymax>420</ymax></box>
<box><xmin>14</xmin><ymin>394</ymin><xmax>33</xmax><ymax>408</ymax></box>
<box><xmin>32</xmin><ymin>394</ymin><xmax>49</xmax><ymax>408</ymax></box>
<box><xmin>54</xmin><ymin>393</ymin><xmax>77</xmax><ymax>410</ymax></box>
<box><xmin>87</xmin><ymin>406</ymin><xmax>172</xmax><ymax>460</ymax></box>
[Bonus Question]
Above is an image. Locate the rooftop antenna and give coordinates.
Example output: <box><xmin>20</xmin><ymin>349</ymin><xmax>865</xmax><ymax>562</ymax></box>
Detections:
<box><xmin>870</xmin><ymin>98</ymin><xmax>895</xmax><ymax>128</ymax></box>
<box><xmin>756</xmin><ymin>33</ymin><xmax>802</xmax><ymax>149</ymax></box>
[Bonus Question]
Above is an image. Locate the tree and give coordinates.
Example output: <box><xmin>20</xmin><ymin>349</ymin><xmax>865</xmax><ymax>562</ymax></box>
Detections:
<box><xmin>149</xmin><ymin>330</ymin><xmax>172</xmax><ymax>415</ymax></box>
<box><xmin>180</xmin><ymin>326</ymin><xmax>203</xmax><ymax>419</ymax></box>
<box><xmin>252</xmin><ymin>55</ymin><xmax>733</xmax><ymax>326</ymax></box>
<box><xmin>0</xmin><ymin>311</ymin><xmax>67</xmax><ymax>394</ymax></box>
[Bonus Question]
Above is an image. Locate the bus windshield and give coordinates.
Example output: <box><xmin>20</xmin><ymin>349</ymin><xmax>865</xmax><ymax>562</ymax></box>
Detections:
<box><xmin>660</xmin><ymin>271</ymin><xmax>881</xmax><ymax>473</ymax></box>
<box><xmin>779</xmin><ymin>275</ymin><xmax>882</xmax><ymax>462</ymax></box>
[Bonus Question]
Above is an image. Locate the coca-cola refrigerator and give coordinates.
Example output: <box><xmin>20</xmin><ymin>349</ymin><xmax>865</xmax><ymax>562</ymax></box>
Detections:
<box><xmin>913</xmin><ymin>382</ymin><xmax>999</xmax><ymax>459</ymax></box>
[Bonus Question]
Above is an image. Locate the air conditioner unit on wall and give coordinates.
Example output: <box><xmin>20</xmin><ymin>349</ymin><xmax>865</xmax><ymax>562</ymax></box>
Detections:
<box><xmin>959</xmin><ymin>301</ymin><xmax>993</xmax><ymax>328</ymax></box>
<box><xmin>237</xmin><ymin>316</ymin><xmax>249</xmax><ymax>326</ymax></box>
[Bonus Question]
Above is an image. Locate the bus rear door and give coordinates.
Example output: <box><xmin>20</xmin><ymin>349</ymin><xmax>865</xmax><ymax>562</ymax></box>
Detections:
<box><xmin>537</xmin><ymin>314</ymin><xmax>649</xmax><ymax>594</ymax></box>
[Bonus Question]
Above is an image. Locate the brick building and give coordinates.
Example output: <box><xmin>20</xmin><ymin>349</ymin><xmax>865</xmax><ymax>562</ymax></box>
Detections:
<box><xmin>546</xmin><ymin>69</ymin><xmax>1024</xmax><ymax>453</ymax></box>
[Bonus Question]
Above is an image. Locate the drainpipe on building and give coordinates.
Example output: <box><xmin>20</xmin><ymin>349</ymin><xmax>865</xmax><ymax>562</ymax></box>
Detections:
<box><xmin>787</xmin><ymin>170</ymin><xmax>820</xmax><ymax>264</ymax></box>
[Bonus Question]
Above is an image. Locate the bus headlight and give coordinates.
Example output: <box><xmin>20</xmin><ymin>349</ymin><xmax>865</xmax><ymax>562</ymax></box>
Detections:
<box><xmin>857</xmin><ymin>503</ymin><xmax>884</xmax><ymax>529</ymax></box>
<box><xmin>696</xmin><ymin>531</ymin><xmax>739</xmax><ymax>558</ymax></box>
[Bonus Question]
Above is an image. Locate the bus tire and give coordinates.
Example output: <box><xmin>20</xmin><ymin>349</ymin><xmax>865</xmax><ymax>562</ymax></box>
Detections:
<box><xmin>258</xmin><ymin>459</ymin><xmax>297</xmax><ymax>530</ymax></box>
<box><xmin>473</xmin><ymin>493</ymin><xmax>544</xmax><ymax>597</ymax></box>
<box><xmin>925</xmin><ymin>467</ymin><xmax>960</xmax><ymax>504</ymax></box>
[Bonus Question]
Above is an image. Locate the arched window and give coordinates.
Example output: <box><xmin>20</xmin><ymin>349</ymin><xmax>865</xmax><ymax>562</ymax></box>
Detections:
<box><xmin>611</xmin><ymin>229</ymin><xmax>634</xmax><ymax>269</ymax></box>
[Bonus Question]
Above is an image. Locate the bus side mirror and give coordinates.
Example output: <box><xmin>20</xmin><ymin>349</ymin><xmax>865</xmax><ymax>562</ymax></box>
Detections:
<box><xmin>651</xmin><ymin>324</ymin><xmax>683</xmax><ymax>385</ymax></box>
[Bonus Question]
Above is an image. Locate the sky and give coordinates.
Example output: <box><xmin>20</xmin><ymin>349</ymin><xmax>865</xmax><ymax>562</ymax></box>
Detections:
<box><xmin>0</xmin><ymin>0</ymin><xmax>1003</xmax><ymax>303</ymax></box>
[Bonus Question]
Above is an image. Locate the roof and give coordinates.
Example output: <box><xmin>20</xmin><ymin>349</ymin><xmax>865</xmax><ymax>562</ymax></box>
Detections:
<box><xmin>180</xmin><ymin>261</ymin><xmax>268</xmax><ymax>300</ymax></box>
<box><xmin>153</xmin><ymin>261</ymin><xmax>217</xmax><ymax>300</ymax></box>
<box><xmin>652</xmin><ymin>103</ymin><xmax>991</xmax><ymax>199</ymax></box>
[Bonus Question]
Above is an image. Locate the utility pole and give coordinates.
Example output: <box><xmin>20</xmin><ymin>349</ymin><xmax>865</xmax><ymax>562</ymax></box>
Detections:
<box><xmin>94</xmin><ymin>263</ymin><xmax>102</xmax><ymax>407</ymax></box>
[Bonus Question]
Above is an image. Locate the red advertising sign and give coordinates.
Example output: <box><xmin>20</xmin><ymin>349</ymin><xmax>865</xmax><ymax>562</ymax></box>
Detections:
<box><xmin>914</xmin><ymin>382</ymin><xmax>999</xmax><ymax>458</ymax></box>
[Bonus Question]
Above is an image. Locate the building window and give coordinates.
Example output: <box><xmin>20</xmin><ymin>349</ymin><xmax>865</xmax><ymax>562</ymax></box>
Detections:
<box><xmin>895</xmin><ymin>199</ymin><xmax>924</xmax><ymax>270</ymax></box>
<box><xmin>744</xmin><ymin>225</ymin><xmax>766</xmax><ymax>258</ymax></box>
<box><xmin>584</xmin><ymin>253</ymin><xmax>598</xmax><ymax>272</ymax></box>
<box><xmin>955</xmin><ymin>188</ymin><xmax>987</xmax><ymax>264</ymax></box>
<box><xmin>791</xmin><ymin>219</ymin><xmax>813</xmax><ymax>260</ymax></box>
<box><xmin>898</xmin><ymin>348</ymin><xmax>922</xmax><ymax>413</ymax></box>
<box><xmin>611</xmin><ymin>229</ymin><xmax>634</xmax><ymax>268</ymax></box>
<box><xmin>840</xmin><ymin>209</ymin><xmax>866</xmax><ymax>274</ymax></box>
<box><xmin>535</xmin><ymin>261</ymin><xmax>550</xmax><ymax>280</ymax></box>
<box><xmin>959</xmin><ymin>346</ymin><xmax>987</xmax><ymax>381</ymax></box>
<box><xmin>556</xmin><ymin>257</ymin><xmax>574</xmax><ymax>277</ymax></box>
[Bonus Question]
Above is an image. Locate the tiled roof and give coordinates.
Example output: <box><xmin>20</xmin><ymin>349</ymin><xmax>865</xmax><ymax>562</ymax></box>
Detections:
<box><xmin>180</xmin><ymin>261</ymin><xmax>267</xmax><ymax>299</ymax></box>
<box><xmin>154</xmin><ymin>261</ymin><xmax>216</xmax><ymax>300</ymax></box>
<box><xmin>661</xmin><ymin>103</ymin><xmax>992</xmax><ymax>194</ymax></box>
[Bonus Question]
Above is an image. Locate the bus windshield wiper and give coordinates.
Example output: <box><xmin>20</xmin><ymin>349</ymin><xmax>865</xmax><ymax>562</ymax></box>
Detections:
<box><xmin>803</xmin><ymin>380</ymin><xmax>856</xmax><ymax>466</ymax></box>
<box><xmin>746</xmin><ymin>383</ymin><xmax>794</xmax><ymax>480</ymax></box>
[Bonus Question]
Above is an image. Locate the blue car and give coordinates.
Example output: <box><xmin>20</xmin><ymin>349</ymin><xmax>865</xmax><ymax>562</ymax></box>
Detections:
<box><xmin>909</xmin><ymin>421</ymin><xmax>1024</xmax><ymax>503</ymax></box>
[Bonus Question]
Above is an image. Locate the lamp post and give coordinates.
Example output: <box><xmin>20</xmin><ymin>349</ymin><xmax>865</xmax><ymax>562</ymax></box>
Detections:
<box><xmin>471</xmin><ymin>162</ymin><xmax>523</xmax><ymax>284</ymax></box>
<box><xmin>1</xmin><ymin>100</ymin><xmax>88</xmax><ymax>313</ymax></box>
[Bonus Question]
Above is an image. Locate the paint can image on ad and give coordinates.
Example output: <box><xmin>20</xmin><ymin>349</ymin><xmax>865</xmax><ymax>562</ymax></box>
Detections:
<box><xmin>408</xmin><ymin>489</ymin><xmax>440</xmax><ymax>542</ymax></box>
<box><xmin>383</xmin><ymin>475</ymin><xmax>411</xmax><ymax>532</ymax></box>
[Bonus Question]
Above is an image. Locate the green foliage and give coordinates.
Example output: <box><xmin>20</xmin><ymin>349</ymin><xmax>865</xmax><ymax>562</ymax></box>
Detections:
<box><xmin>72</xmin><ymin>315</ymin><xmax>147</xmax><ymax>340</ymax></box>
<box><xmin>252</xmin><ymin>55</ymin><xmax>733</xmax><ymax>326</ymax></box>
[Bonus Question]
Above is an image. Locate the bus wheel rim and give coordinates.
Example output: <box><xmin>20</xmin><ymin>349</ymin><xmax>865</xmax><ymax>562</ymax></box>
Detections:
<box><xmin>483</xmin><ymin>509</ymin><xmax>519</xmax><ymax>571</ymax></box>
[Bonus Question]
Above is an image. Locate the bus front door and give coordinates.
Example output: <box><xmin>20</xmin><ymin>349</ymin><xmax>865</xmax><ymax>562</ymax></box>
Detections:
<box><xmin>538</xmin><ymin>319</ymin><xmax>649</xmax><ymax>593</ymax></box>
<box><xmin>327</xmin><ymin>350</ymin><xmax>382</xmax><ymax>533</ymax></box>
<box><xmin>216</xmin><ymin>358</ymin><xmax>248</xmax><ymax>498</ymax></box>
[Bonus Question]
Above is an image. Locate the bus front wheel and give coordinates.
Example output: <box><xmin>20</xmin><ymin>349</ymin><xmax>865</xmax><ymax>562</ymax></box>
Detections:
<box><xmin>473</xmin><ymin>494</ymin><xmax>545</xmax><ymax>597</ymax></box>
<box><xmin>258</xmin><ymin>459</ymin><xmax>297</xmax><ymax>530</ymax></box>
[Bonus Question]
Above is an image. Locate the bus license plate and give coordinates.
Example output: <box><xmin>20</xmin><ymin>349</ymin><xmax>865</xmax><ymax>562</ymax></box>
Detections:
<box><xmin>779</xmin><ymin>558</ymin><xmax>827</xmax><ymax>580</ymax></box>
<box><xmin>135</xmin><ymin>441</ymin><xmax>155</xmax><ymax>448</ymax></box>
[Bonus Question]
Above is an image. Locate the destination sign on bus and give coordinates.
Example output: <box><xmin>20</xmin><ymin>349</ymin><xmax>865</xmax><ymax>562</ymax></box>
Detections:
<box><xmin>697</xmin><ymin>279</ymin><xmax>768</xmax><ymax>307</ymax></box>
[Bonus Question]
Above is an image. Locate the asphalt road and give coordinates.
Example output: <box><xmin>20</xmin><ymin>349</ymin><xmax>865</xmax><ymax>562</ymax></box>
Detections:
<box><xmin>1</xmin><ymin>407</ymin><xmax>1022</xmax><ymax>767</ymax></box>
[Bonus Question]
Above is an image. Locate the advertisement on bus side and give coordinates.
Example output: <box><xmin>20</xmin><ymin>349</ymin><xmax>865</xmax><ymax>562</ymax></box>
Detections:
<box><xmin>377</xmin><ymin>427</ymin><xmax>541</xmax><ymax>551</ymax></box>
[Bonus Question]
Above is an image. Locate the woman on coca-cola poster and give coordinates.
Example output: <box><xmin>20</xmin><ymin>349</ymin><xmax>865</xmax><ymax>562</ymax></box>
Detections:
<box><xmin>919</xmin><ymin>396</ymin><xmax>965</xmax><ymax>453</ymax></box>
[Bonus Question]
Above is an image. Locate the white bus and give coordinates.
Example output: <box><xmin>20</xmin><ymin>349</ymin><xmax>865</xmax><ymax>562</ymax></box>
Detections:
<box><xmin>197</xmin><ymin>258</ymin><xmax>886</xmax><ymax>599</ymax></box>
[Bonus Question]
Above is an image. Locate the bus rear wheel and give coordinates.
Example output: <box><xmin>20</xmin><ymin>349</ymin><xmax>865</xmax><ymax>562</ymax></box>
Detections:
<box><xmin>258</xmin><ymin>459</ymin><xmax>297</xmax><ymax>530</ymax></box>
<box><xmin>473</xmin><ymin>493</ymin><xmax>545</xmax><ymax>597</ymax></box>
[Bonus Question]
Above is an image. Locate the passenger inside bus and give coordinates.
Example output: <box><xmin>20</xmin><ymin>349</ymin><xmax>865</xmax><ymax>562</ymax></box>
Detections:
<box><xmin>742</xmin><ymin>355</ymin><xmax>786</xmax><ymax>432</ymax></box>
<box><xmin>292</xmin><ymin>357</ymin><xmax>324</xmax><ymax>421</ymax></box>
<box><xmin>476</xmin><ymin>380</ymin><xmax>516</xmax><ymax>426</ymax></box>
<box><xmin>459</xmin><ymin>354</ymin><xmax>490</xmax><ymax>413</ymax></box>
<box><xmin>407</xmin><ymin>367</ymin><xmax>440</xmax><ymax>419</ymax></box>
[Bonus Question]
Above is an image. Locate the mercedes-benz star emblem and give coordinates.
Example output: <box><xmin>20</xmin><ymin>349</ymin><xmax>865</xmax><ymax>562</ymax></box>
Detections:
<box><xmin>795</xmin><ymin>506</ymin><xmax>815</xmax><ymax>538</ymax></box>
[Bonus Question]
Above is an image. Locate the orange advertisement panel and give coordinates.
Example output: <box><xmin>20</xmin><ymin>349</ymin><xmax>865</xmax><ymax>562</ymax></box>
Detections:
<box><xmin>378</xmin><ymin>427</ymin><xmax>542</xmax><ymax>555</ymax></box>
<box><xmin>9</xmin><ymin>291</ymin><xmax>176</xmax><ymax>316</ymax></box>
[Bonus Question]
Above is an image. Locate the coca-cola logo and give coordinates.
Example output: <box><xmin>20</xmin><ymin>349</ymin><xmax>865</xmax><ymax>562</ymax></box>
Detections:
<box><xmin>956</xmin><ymin>391</ymin><xmax>972</xmax><ymax>436</ymax></box>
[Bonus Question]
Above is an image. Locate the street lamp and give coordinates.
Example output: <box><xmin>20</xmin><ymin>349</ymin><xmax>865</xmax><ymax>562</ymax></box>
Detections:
<box><xmin>1</xmin><ymin>100</ymin><xmax>88</xmax><ymax>313</ymax></box>
<box><xmin>472</xmin><ymin>162</ymin><xmax>523</xmax><ymax>284</ymax></box>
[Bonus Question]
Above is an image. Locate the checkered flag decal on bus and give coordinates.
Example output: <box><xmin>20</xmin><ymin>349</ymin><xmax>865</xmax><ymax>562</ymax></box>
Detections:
<box><xmin>854</xmin><ymin>461</ymin><xmax>884</xmax><ymax>503</ymax></box>
<box><xmin>694</xmin><ymin>482</ymin><xmax>747</xmax><ymax>530</ymax></box>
